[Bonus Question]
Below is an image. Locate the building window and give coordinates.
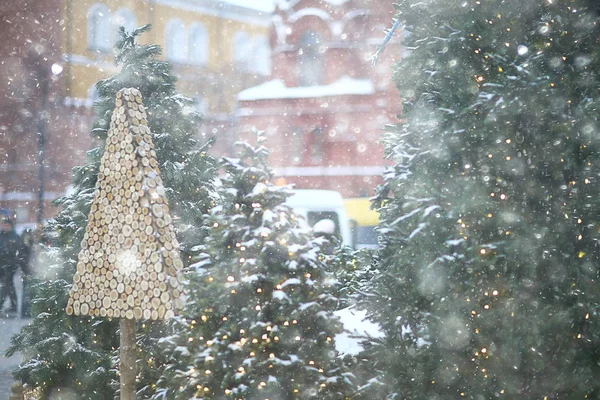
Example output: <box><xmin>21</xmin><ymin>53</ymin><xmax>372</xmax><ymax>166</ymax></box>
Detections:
<box><xmin>310</xmin><ymin>127</ymin><xmax>324</xmax><ymax>164</ymax></box>
<box><xmin>189</xmin><ymin>23</ymin><xmax>208</xmax><ymax>66</ymax></box>
<box><xmin>232</xmin><ymin>31</ymin><xmax>251</xmax><ymax>71</ymax></box>
<box><xmin>166</xmin><ymin>19</ymin><xmax>187</xmax><ymax>63</ymax></box>
<box><xmin>112</xmin><ymin>8</ymin><xmax>137</xmax><ymax>43</ymax></box>
<box><xmin>297</xmin><ymin>30</ymin><xmax>324</xmax><ymax>86</ymax></box>
<box><xmin>86</xmin><ymin>84</ymin><xmax>101</xmax><ymax>108</ymax></box>
<box><xmin>290</xmin><ymin>128</ymin><xmax>304</xmax><ymax>165</ymax></box>
<box><xmin>88</xmin><ymin>3</ymin><xmax>111</xmax><ymax>52</ymax></box>
<box><xmin>252</xmin><ymin>36</ymin><xmax>272</xmax><ymax>75</ymax></box>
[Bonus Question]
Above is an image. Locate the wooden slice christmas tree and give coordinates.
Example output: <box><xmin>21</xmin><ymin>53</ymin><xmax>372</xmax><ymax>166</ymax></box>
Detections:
<box><xmin>65</xmin><ymin>87</ymin><xmax>184</xmax><ymax>399</ymax></box>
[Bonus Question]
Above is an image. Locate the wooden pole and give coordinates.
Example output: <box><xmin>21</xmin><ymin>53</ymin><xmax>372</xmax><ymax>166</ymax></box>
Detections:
<box><xmin>120</xmin><ymin>318</ymin><xmax>137</xmax><ymax>400</ymax></box>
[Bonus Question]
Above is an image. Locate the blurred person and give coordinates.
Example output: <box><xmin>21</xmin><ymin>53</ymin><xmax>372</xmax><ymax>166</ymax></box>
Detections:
<box><xmin>20</xmin><ymin>228</ymin><xmax>37</xmax><ymax>318</ymax></box>
<box><xmin>0</xmin><ymin>216</ymin><xmax>23</xmax><ymax>316</ymax></box>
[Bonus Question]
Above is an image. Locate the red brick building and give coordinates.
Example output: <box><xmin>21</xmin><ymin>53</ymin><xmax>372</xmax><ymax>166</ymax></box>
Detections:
<box><xmin>236</xmin><ymin>0</ymin><xmax>402</xmax><ymax>198</ymax></box>
<box><xmin>0</xmin><ymin>0</ymin><xmax>94</xmax><ymax>230</ymax></box>
<box><xmin>0</xmin><ymin>0</ymin><xmax>272</xmax><ymax>230</ymax></box>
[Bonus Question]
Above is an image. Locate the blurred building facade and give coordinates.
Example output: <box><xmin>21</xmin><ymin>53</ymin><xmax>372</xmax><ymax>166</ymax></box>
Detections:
<box><xmin>0</xmin><ymin>0</ymin><xmax>272</xmax><ymax>229</ymax></box>
<box><xmin>236</xmin><ymin>0</ymin><xmax>402</xmax><ymax>198</ymax></box>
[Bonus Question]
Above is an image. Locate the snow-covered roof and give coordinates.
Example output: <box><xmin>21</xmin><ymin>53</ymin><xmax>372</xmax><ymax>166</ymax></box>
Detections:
<box><xmin>221</xmin><ymin>0</ymin><xmax>275</xmax><ymax>12</ymax></box>
<box><xmin>237</xmin><ymin>76</ymin><xmax>374</xmax><ymax>101</ymax></box>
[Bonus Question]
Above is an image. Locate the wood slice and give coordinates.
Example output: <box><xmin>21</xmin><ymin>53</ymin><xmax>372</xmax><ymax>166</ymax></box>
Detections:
<box><xmin>174</xmin><ymin>259</ymin><xmax>183</xmax><ymax>270</ymax></box>
<box><xmin>174</xmin><ymin>299</ymin><xmax>183</xmax><ymax>309</ymax></box>
<box><xmin>160</xmin><ymin>292</ymin><xmax>169</xmax><ymax>304</ymax></box>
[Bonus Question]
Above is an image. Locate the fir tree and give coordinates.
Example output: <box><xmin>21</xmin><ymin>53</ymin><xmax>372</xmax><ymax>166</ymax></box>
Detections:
<box><xmin>359</xmin><ymin>0</ymin><xmax>600</xmax><ymax>398</ymax></box>
<box><xmin>153</xmin><ymin>132</ymin><xmax>355</xmax><ymax>399</ymax></box>
<box><xmin>7</xmin><ymin>25</ymin><xmax>216</xmax><ymax>398</ymax></box>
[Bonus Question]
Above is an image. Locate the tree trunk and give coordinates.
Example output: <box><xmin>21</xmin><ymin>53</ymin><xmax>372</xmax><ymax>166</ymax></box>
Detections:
<box><xmin>120</xmin><ymin>318</ymin><xmax>137</xmax><ymax>400</ymax></box>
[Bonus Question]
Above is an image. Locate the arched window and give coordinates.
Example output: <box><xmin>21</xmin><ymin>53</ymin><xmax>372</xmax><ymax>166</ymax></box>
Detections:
<box><xmin>189</xmin><ymin>23</ymin><xmax>208</xmax><ymax>66</ymax></box>
<box><xmin>112</xmin><ymin>8</ymin><xmax>137</xmax><ymax>43</ymax></box>
<box><xmin>165</xmin><ymin>19</ymin><xmax>187</xmax><ymax>63</ymax></box>
<box><xmin>232</xmin><ymin>31</ymin><xmax>251</xmax><ymax>71</ymax></box>
<box><xmin>87</xmin><ymin>3</ymin><xmax>111</xmax><ymax>52</ymax></box>
<box><xmin>297</xmin><ymin>30</ymin><xmax>324</xmax><ymax>86</ymax></box>
<box><xmin>252</xmin><ymin>36</ymin><xmax>272</xmax><ymax>75</ymax></box>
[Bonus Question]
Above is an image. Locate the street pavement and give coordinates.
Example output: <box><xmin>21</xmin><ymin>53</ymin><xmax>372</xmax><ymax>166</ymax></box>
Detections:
<box><xmin>0</xmin><ymin>272</ymin><xmax>31</xmax><ymax>399</ymax></box>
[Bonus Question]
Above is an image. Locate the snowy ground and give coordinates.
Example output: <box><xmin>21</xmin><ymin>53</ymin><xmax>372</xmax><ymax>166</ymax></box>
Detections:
<box><xmin>0</xmin><ymin>272</ymin><xmax>31</xmax><ymax>398</ymax></box>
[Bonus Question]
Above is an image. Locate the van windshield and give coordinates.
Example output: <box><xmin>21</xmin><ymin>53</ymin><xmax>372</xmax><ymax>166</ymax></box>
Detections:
<box><xmin>307</xmin><ymin>211</ymin><xmax>341</xmax><ymax>236</ymax></box>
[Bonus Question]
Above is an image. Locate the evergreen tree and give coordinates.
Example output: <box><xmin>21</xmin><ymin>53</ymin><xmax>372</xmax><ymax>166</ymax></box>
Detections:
<box><xmin>359</xmin><ymin>0</ymin><xmax>600</xmax><ymax>398</ymax></box>
<box><xmin>7</xmin><ymin>25</ymin><xmax>217</xmax><ymax>398</ymax></box>
<box><xmin>153</xmin><ymin>133</ymin><xmax>355</xmax><ymax>399</ymax></box>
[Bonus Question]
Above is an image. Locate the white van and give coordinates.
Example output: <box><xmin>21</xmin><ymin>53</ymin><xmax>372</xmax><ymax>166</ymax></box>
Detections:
<box><xmin>285</xmin><ymin>189</ymin><xmax>353</xmax><ymax>247</ymax></box>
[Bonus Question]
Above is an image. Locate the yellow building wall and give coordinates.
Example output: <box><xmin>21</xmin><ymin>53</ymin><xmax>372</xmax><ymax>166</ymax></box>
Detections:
<box><xmin>63</xmin><ymin>0</ymin><xmax>270</xmax><ymax>109</ymax></box>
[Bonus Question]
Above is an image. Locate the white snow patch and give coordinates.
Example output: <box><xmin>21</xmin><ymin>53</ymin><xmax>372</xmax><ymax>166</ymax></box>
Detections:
<box><xmin>272</xmin><ymin>290</ymin><xmax>291</xmax><ymax>303</ymax></box>
<box><xmin>237</xmin><ymin>76</ymin><xmax>374</xmax><ymax>101</ymax></box>
<box><xmin>446</xmin><ymin>238</ymin><xmax>465</xmax><ymax>246</ymax></box>
<box><xmin>281</xmin><ymin>278</ymin><xmax>301</xmax><ymax>287</ymax></box>
<box><xmin>299</xmin><ymin>301</ymin><xmax>317</xmax><ymax>311</ymax></box>
<box><xmin>221</xmin><ymin>0</ymin><xmax>274</xmax><ymax>12</ymax></box>
<box><xmin>423</xmin><ymin>205</ymin><xmax>440</xmax><ymax>217</ymax></box>
<box><xmin>408</xmin><ymin>222</ymin><xmax>427</xmax><ymax>239</ymax></box>
<box><xmin>334</xmin><ymin>307</ymin><xmax>383</xmax><ymax>355</ymax></box>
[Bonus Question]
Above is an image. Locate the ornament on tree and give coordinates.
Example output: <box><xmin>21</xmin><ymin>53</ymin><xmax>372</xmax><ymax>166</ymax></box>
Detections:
<box><xmin>65</xmin><ymin>87</ymin><xmax>184</xmax><ymax>400</ymax></box>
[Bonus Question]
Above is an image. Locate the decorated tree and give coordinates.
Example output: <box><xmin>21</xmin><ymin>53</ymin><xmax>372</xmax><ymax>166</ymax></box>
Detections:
<box><xmin>358</xmin><ymin>0</ymin><xmax>600</xmax><ymax>398</ymax></box>
<box><xmin>7</xmin><ymin>25</ymin><xmax>216</xmax><ymax>398</ymax></box>
<box><xmin>153</xmin><ymin>133</ymin><xmax>355</xmax><ymax>399</ymax></box>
